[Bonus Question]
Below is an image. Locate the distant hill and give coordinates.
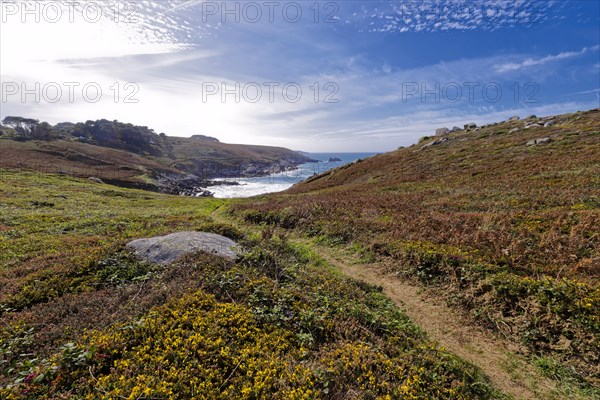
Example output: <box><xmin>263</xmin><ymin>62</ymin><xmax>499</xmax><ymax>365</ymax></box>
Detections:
<box><xmin>292</xmin><ymin>109</ymin><xmax>600</xmax><ymax>195</ymax></box>
<box><xmin>0</xmin><ymin>117</ymin><xmax>314</xmax><ymax>194</ymax></box>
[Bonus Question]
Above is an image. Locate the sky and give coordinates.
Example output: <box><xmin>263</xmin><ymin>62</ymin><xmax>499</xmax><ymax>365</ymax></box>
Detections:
<box><xmin>1</xmin><ymin>0</ymin><xmax>599</xmax><ymax>152</ymax></box>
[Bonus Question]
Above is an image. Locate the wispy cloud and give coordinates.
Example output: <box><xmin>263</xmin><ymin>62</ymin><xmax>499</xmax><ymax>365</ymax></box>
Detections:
<box><xmin>564</xmin><ymin>88</ymin><xmax>600</xmax><ymax>96</ymax></box>
<box><xmin>494</xmin><ymin>45</ymin><xmax>600</xmax><ymax>73</ymax></box>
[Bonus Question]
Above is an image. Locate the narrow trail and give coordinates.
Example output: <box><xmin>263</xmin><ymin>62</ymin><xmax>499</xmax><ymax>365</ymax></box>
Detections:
<box><xmin>314</xmin><ymin>246</ymin><xmax>560</xmax><ymax>400</ymax></box>
<box><xmin>207</xmin><ymin>207</ymin><xmax>563</xmax><ymax>399</ymax></box>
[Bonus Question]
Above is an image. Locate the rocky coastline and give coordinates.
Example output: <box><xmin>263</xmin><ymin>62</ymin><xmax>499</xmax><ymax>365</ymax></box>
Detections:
<box><xmin>155</xmin><ymin>157</ymin><xmax>314</xmax><ymax>197</ymax></box>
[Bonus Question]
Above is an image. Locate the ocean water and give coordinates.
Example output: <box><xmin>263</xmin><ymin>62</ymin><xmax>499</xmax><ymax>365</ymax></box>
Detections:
<box><xmin>202</xmin><ymin>152</ymin><xmax>378</xmax><ymax>198</ymax></box>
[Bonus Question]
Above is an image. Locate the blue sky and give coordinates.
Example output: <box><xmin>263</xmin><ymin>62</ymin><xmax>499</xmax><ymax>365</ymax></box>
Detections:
<box><xmin>1</xmin><ymin>0</ymin><xmax>599</xmax><ymax>151</ymax></box>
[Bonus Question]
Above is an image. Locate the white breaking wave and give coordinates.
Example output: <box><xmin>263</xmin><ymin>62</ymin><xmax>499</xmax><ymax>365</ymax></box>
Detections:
<box><xmin>198</xmin><ymin>153</ymin><xmax>378</xmax><ymax>198</ymax></box>
<box><xmin>204</xmin><ymin>179</ymin><xmax>294</xmax><ymax>199</ymax></box>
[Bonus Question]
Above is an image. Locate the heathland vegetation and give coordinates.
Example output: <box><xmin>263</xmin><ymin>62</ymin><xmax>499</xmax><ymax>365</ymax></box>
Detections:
<box><xmin>234</xmin><ymin>109</ymin><xmax>600</xmax><ymax>393</ymax></box>
<box><xmin>1</xmin><ymin>108</ymin><xmax>598</xmax><ymax>398</ymax></box>
<box><xmin>0</xmin><ymin>171</ymin><xmax>501</xmax><ymax>399</ymax></box>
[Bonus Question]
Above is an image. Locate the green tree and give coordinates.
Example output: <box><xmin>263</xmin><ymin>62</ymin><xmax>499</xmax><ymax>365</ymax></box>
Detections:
<box><xmin>34</xmin><ymin>122</ymin><xmax>54</xmax><ymax>140</ymax></box>
<box><xmin>1</xmin><ymin>116</ymin><xmax>39</xmax><ymax>139</ymax></box>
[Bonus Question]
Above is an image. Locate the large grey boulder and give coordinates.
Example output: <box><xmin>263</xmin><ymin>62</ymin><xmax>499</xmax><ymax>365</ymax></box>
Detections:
<box><xmin>126</xmin><ymin>231</ymin><xmax>238</xmax><ymax>265</ymax></box>
<box><xmin>435</xmin><ymin>127</ymin><xmax>450</xmax><ymax>136</ymax></box>
<box><xmin>464</xmin><ymin>123</ymin><xmax>477</xmax><ymax>131</ymax></box>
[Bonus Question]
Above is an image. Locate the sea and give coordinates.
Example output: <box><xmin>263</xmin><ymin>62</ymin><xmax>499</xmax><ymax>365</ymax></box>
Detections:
<box><xmin>202</xmin><ymin>152</ymin><xmax>378</xmax><ymax>198</ymax></box>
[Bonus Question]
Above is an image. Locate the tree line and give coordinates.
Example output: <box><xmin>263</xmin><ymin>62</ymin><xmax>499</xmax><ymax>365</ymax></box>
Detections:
<box><xmin>0</xmin><ymin>116</ymin><xmax>170</xmax><ymax>156</ymax></box>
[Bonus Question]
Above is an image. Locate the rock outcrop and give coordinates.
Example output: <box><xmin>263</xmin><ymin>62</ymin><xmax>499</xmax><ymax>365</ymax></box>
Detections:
<box><xmin>420</xmin><ymin>137</ymin><xmax>452</xmax><ymax>150</ymax></box>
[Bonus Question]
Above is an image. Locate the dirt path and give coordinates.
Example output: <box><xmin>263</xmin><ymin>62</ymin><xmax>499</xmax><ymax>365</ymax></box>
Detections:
<box><xmin>208</xmin><ymin>208</ymin><xmax>564</xmax><ymax>399</ymax></box>
<box><xmin>315</xmin><ymin>246</ymin><xmax>560</xmax><ymax>400</ymax></box>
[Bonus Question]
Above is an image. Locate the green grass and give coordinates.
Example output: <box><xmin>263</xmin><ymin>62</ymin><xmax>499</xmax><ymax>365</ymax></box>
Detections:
<box><xmin>532</xmin><ymin>356</ymin><xmax>600</xmax><ymax>399</ymax></box>
<box><xmin>1</xmin><ymin>171</ymin><xmax>506</xmax><ymax>399</ymax></box>
<box><xmin>0</xmin><ymin>169</ymin><xmax>226</xmax><ymax>311</ymax></box>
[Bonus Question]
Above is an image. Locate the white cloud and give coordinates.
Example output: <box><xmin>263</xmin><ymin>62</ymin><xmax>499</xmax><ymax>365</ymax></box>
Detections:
<box><xmin>494</xmin><ymin>46</ymin><xmax>600</xmax><ymax>73</ymax></box>
<box><xmin>566</xmin><ymin>88</ymin><xmax>600</xmax><ymax>96</ymax></box>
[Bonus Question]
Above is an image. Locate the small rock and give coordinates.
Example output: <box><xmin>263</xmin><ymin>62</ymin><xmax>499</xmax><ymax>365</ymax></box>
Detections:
<box><xmin>193</xmin><ymin>189</ymin><xmax>213</xmax><ymax>197</ymax></box>
<box><xmin>525</xmin><ymin>123</ymin><xmax>543</xmax><ymax>129</ymax></box>
<box><xmin>526</xmin><ymin>137</ymin><xmax>551</xmax><ymax>146</ymax></box>
<box><xmin>536</xmin><ymin>137</ymin><xmax>551</xmax><ymax>144</ymax></box>
<box><xmin>524</xmin><ymin>114</ymin><xmax>537</xmax><ymax>119</ymax></box>
<box><xmin>509</xmin><ymin>128</ymin><xmax>519</xmax><ymax>133</ymax></box>
<box><xmin>508</xmin><ymin>116</ymin><xmax>520</xmax><ymax>121</ymax></box>
<box><xmin>464</xmin><ymin>123</ymin><xmax>477</xmax><ymax>130</ymax></box>
<box><xmin>452</xmin><ymin>126</ymin><xmax>461</xmax><ymax>131</ymax></box>
<box><xmin>544</xmin><ymin>120</ymin><xmax>556</xmax><ymax>127</ymax></box>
